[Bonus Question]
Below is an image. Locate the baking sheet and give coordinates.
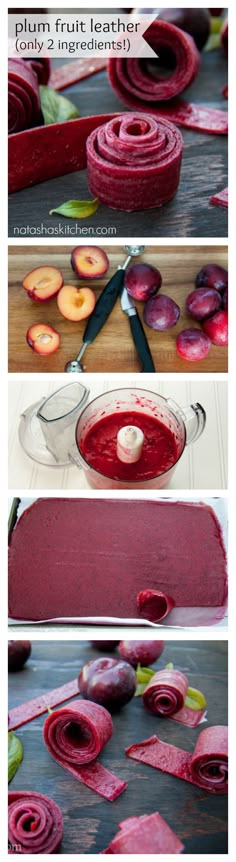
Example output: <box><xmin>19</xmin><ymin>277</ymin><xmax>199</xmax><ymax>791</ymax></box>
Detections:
<box><xmin>8</xmin><ymin>496</ymin><xmax>228</xmax><ymax>630</ymax></box>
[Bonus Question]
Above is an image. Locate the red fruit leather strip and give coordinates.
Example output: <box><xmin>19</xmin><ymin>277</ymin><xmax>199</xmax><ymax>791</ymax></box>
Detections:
<box><xmin>43</xmin><ymin>700</ymin><xmax>127</xmax><ymax>801</ymax></box>
<box><xmin>8</xmin><ymin>678</ymin><xmax>79</xmax><ymax>730</ymax></box>
<box><xmin>210</xmin><ymin>187</ymin><xmax>228</xmax><ymax>208</ymax></box>
<box><xmin>107</xmin><ymin>21</ymin><xmax>228</xmax><ymax>135</ymax></box>
<box><xmin>87</xmin><ymin>113</ymin><xmax>183</xmax><ymax>211</ymax></box>
<box><xmin>8</xmin><ymin>58</ymin><xmax>41</xmax><ymax>135</ymax></box>
<box><xmin>126</xmin><ymin>725</ymin><xmax>228</xmax><ymax>794</ymax></box>
<box><xmin>49</xmin><ymin>59</ymin><xmax>107</xmax><ymax>91</ymax></box>
<box><xmin>8</xmin><ymin>791</ymin><xmax>63</xmax><ymax>854</ymax></box>
<box><xmin>8</xmin><ymin>112</ymin><xmax>117</xmax><ymax>194</ymax></box>
<box><xmin>142</xmin><ymin>669</ymin><xmax>205</xmax><ymax>727</ymax></box>
<box><xmin>101</xmin><ymin>812</ymin><xmax>184</xmax><ymax>854</ymax></box>
<box><xmin>137</xmin><ymin>589</ymin><xmax>175</xmax><ymax>622</ymax></box>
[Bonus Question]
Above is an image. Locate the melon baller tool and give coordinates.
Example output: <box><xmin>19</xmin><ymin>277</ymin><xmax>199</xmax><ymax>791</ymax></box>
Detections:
<box><xmin>65</xmin><ymin>245</ymin><xmax>155</xmax><ymax>373</ymax></box>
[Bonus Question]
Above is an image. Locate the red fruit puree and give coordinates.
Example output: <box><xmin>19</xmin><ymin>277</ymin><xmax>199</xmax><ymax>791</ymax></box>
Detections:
<box><xmin>79</xmin><ymin>411</ymin><xmax>178</xmax><ymax>480</ymax></box>
<box><xmin>8</xmin><ymin>499</ymin><xmax>227</xmax><ymax>623</ymax></box>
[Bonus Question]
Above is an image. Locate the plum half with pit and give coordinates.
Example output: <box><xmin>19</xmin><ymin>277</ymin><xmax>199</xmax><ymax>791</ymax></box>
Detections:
<box><xmin>71</xmin><ymin>246</ymin><xmax>109</xmax><ymax>279</ymax></box>
<box><xmin>176</xmin><ymin>328</ymin><xmax>211</xmax><ymax>361</ymax></box>
<box><xmin>203</xmin><ymin>310</ymin><xmax>228</xmax><ymax>346</ymax></box>
<box><xmin>119</xmin><ymin>641</ymin><xmax>165</xmax><ymax>668</ymax></box>
<box><xmin>78</xmin><ymin>657</ymin><xmax>136</xmax><ymax>710</ymax></box>
<box><xmin>196</xmin><ymin>264</ymin><xmax>228</xmax><ymax>295</ymax></box>
<box><xmin>26</xmin><ymin>324</ymin><xmax>60</xmax><ymax>355</ymax></box>
<box><xmin>124</xmin><ymin>263</ymin><xmax>162</xmax><ymax>302</ymax></box>
<box><xmin>144</xmin><ymin>294</ymin><xmax>180</xmax><ymax>330</ymax></box>
<box><xmin>8</xmin><ymin>640</ymin><xmax>31</xmax><ymax>671</ymax></box>
<box><xmin>186</xmin><ymin>287</ymin><xmax>221</xmax><ymax>321</ymax></box>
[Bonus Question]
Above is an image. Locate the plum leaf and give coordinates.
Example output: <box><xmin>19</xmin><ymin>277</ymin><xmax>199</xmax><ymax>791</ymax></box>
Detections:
<box><xmin>49</xmin><ymin>199</ymin><xmax>100</xmax><ymax>219</ymax></box>
<box><xmin>8</xmin><ymin>731</ymin><xmax>23</xmax><ymax>783</ymax></box>
<box><xmin>40</xmin><ymin>85</ymin><xmax>80</xmax><ymax>124</ymax></box>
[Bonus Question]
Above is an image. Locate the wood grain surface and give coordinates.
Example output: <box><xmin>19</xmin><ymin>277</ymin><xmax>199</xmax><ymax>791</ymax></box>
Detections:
<box><xmin>8</xmin><ymin>244</ymin><xmax>228</xmax><ymax>373</ymax></box>
<box><xmin>8</xmin><ymin>640</ymin><xmax>228</xmax><ymax>854</ymax></box>
<box><xmin>8</xmin><ymin>46</ymin><xmax>228</xmax><ymax>239</ymax></box>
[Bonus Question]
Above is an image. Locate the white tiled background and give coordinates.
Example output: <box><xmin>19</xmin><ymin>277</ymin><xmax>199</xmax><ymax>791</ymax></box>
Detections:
<box><xmin>8</xmin><ymin>376</ymin><xmax>227</xmax><ymax>490</ymax></box>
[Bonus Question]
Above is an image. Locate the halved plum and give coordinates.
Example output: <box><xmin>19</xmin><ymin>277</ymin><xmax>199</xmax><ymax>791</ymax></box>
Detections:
<box><xmin>57</xmin><ymin>284</ymin><xmax>96</xmax><ymax>321</ymax></box>
<box><xmin>23</xmin><ymin>266</ymin><xmax>63</xmax><ymax>301</ymax></box>
<box><xmin>26</xmin><ymin>324</ymin><xmax>60</xmax><ymax>355</ymax></box>
<box><xmin>71</xmin><ymin>246</ymin><xmax>109</xmax><ymax>279</ymax></box>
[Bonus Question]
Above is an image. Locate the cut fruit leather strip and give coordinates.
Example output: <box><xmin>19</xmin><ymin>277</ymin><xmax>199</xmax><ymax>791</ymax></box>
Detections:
<box><xmin>8</xmin><ymin>112</ymin><xmax>117</xmax><ymax>194</ymax></box>
<box><xmin>87</xmin><ymin>113</ymin><xmax>183</xmax><ymax>211</ymax></box>
<box><xmin>210</xmin><ymin>187</ymin><xmax>228</xmax><ymax>208</ymax></box>
<box><xmin>43</xmin><ymin>699</ymin><xmax>127</xmax><ymax>801</ymax></box>
<box><xmin>126</xmin><ymin>725</ymin><xmax>228</xmax><ymax>794</ymax></box>
<box><xmin>8</xmin><ymin>499</ymin><xmax>227</xmax><ymax>625</ymax></box>
<box><xmin>107</xmin><ymin>21</ymin><xmax>227</xmax><ymax>135</ymax></box>
<box><xmin>137</xmin><ymin>589</ymin><xmax>175</xmax><ymax>622</ymax></box>
<box><xmin>101</xmin><ymin>812</ymin><xmax>184</xmax><ymax>854</ymax></box>
<box><xmin>8</xmin><ymin>678</ymin><xmax>79</xmax><ymax>730</ymax></box>
<box><xmin>49</xmin><ymin>59</ymin><xmax>107</xmax><ymax>91</ymax></box>
<box><xmin>8</xmin><ymin>791</ymin><xmax>63</xmax><ymax>854</ymax></box>
<box><xmin>142</xmin><ymin>669</ymin><xmax>205</xmax><ymax>726</ymax></box>
<box><xmin>8</xmin><ymin>59</ymin><xmax>41</xmax><ymax>135</ymax></box>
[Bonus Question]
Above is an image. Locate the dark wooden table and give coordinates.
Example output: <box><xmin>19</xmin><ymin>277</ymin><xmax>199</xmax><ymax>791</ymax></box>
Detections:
<box><xmin>8</xmin><ymin>640</ymin><xmax>228</xmax><ymax>854</ymax></box>
<box><xmin>8</xmin><ymin>44</ymin><xmax>228</xmax><ymax>238</ymax></box>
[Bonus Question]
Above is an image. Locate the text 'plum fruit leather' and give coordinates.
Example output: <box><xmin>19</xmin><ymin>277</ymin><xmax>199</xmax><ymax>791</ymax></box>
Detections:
<box><xmin>108</xmin><ymin>20</ymin><xmax>227</xmax><ymax>135</ymax></box>
<box><xmin>126</xmin><ymin>725</ymin><xmax>228</xmax><ymax>794</ymax></box>
<box><xmin>142</xmin><ymin>668</ymin><xmax>206</xmax><ymax>727</ymax></box>
<box><xmin>8</xmin><ymin>59</ymin><xmax>41</xmax><ymax>134</ymax></box>
<box><xmin>101</xmin><ymin>812</ymin><xmax>184</xmax><ymax>854</ymax></box>
<box><xmin>8</xmin><ymin>791</ymin><xmax>63</xmax><ymax>854</ymax></box>
<box><xmin>43</xmin><ymin>699</ymin><xmax>127</xmax><ymax>801</ymax></box>
<box><xmin>86</xmin><ymin>113</ymin><xmax>183</xmax><ymax>211</ymax></box>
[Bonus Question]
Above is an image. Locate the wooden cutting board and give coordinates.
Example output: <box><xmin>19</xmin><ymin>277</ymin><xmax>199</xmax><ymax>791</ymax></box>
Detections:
<box><xmin>8</xmin><ymin>244</ymin><xmax>228</xmax><ymax>373</ymax></box>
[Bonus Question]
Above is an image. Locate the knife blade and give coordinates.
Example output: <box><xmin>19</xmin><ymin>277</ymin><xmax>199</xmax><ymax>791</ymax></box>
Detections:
<box><xmin>121</xmin><ymin>287</ymin><xmax>156</xmax><ymax>373</ymax></box>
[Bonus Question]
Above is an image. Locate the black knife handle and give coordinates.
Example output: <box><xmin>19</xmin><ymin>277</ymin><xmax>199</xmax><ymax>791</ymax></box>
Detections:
<box><xmin>83</xmin><ymin>268</ymin><xmax>125</xmax><ymax>344</ymax></box>
<box><xmin>129</xmin><ymin>313</ymin><xmax>156</xmax><ymax>372</ymax></box>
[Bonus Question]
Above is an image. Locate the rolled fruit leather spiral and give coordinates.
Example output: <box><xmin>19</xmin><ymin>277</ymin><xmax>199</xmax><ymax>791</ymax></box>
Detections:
<box><xmin>101</xmin><ymin>812</ymin><xmax>184</xmax><ymax>854</ymax></box>
<box><xmin>8</xmin><ymin>791</ymin><xmax>63</xmax><ymax>854</ymax></box>
<box><xmin>126</xmin><ymin>725</ymin><xmax>228</xmax><ymax>793</ymax></box>
<box><xmin>86</xmin><ymin>112</ymin><xmax>183</xmax><ymax>210</ymax></box>
<box><xmin>8</xmin><ymin>59</ymin><xmax>42</xmax><ymax>134</ymax></box>
<box><xmin>108</xmin><ymin>19</ymin><xmax>228</xmax><ymax>135</ymax></box>
<box><xmin>43</xmin><ymin>699</ymin><xmax>127</xmax><ymax>801</ymax></box>
<box><xmin>142</xmin><ymin>668</ymin><xmax>206</xmax><ymax>727</ymax></box>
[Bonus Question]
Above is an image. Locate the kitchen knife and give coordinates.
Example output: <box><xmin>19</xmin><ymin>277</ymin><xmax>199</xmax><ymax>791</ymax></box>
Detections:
<box><xmin>121</xmin><ymin>287</ymin><xmax>156</xmax><ymax>372</ymax></box>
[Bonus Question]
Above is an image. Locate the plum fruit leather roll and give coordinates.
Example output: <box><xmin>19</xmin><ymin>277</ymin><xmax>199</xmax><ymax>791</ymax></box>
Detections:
<box><xmin>8</xmin><ymin>59</ymin><xmax>41</xmax><ymax>134</ymax></box>
<box><xmin>108</xmin><ymin>20</ymin><xmax>228</xmax><ymax>135</ymax></box>
<box><xmin>86</xmin><ymin>112</ymin><xmax>183</xmax><ymax>211</ymax></box>
<box><xmin>101</xmin><ymin>812</ymin><xmax>184</xmax><ymax>854</ymax></box>
<box><xmin>126</xmin><ymin>725</ymin><xmax>228</xmax><ymax>794</ymax></box>
<box><xmin>8</xmin><ymin>791</ymin><xmax>63</xmax><ymax>854</ymax></box>
<box><xmin>143</xmin><ymin>669</ymin><xmax>188</xmax><ymax>715</ymax></box>
<box><xmin>43</xmin><ymin>699</ymin><xmax>127</xmax><ymax>801</ymax></box>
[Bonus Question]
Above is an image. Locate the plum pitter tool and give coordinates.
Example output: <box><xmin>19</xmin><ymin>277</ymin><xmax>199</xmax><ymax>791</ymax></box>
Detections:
<box><xmin>65</xmin><ymin>245</ymin><xmax>155</xmax><ymax>373</ymax></box>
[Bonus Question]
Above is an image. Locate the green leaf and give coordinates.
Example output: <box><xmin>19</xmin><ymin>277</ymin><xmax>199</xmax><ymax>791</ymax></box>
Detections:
<box><xmin>184</xmin><ymin>686</ymin><xmax>207</xmax><ymax>711</ymax></box>
<box><xmin>204</xmin><ymin>32</ymin><xmax>221</xmax><ymax>51</ymax></box>
<box><xmin>8</xmin><ymin>731</ymin><xmax>23</xmax><ymax>783</ymax></box>
<box><xmin>49</xmin><ymin>199</ymin><xmax>100</xmax><ymax>219</ymax></box>
<box><xmin>40</xmin><ymin>85</ymin><xmax>80</xmax><ymax>125</ymax></box>
<box><xmin>165</xmin><ymin>662</ymin><xmax>174</xmax><ymax>670</ymax></box>
<box><xmin>136</xmin><ymin>664</ymin><xmax>155</xmax><ymax>684</ymax></box>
